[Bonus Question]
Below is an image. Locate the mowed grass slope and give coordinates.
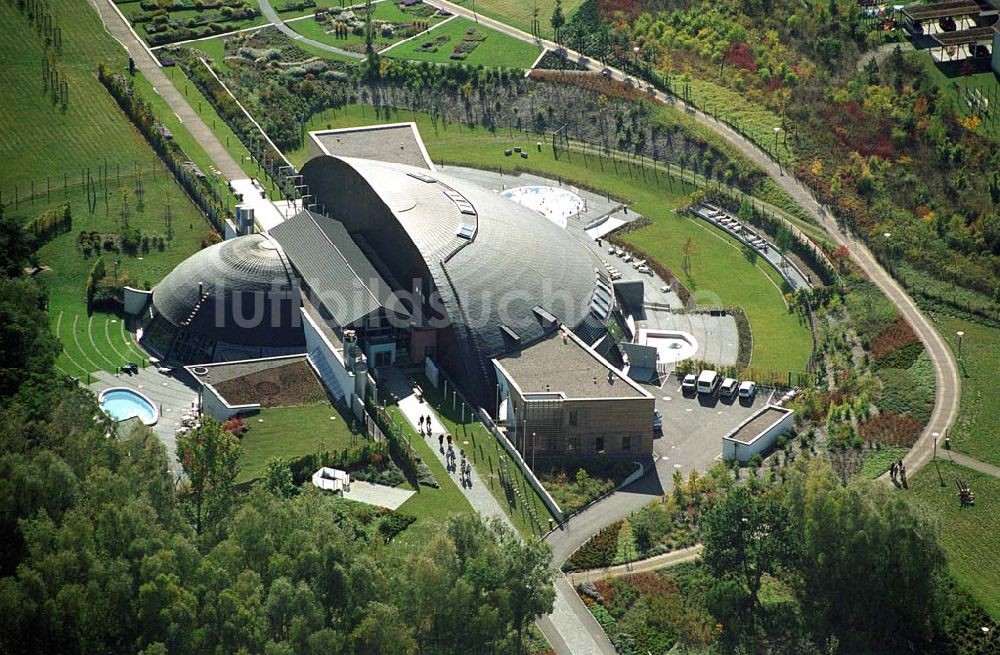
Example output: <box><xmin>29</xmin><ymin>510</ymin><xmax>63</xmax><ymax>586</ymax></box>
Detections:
<box><xmin>449</xmin><ymin>0</ymin><xmax>585</xmax><ymax>40</ymax></box>
<box><xmin>937</xmin><ymin>316</ymin><xmax>1000</xmax><ymax>467</ymax></box>
<box><xmin>286</xmin><ymin>104</ymin><xmax>812</xmax><ymax>373</ymax></box>
<box><xmin>0</xmin><ymin>0</ymin><xmax>156</xmax><ymax>191</ymax></box>
<box><xmin>386</xmin><ymin>16</ymin><xmax>541</xmax><ymax>68</ymax></box>
<box><xmin>0</xmin><ymin>0</ymin><xmax>213</xmax><ymax>377</ymax></box>
<box><xmin>909</xmin><ymin>463</ymin><xmax>1000</xmax><ymax>619</ymax></box>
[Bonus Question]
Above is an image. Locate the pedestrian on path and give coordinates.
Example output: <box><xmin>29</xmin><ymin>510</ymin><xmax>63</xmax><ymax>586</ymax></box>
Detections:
<box><xmin>438</xmin><ymin>434</ymin><xmax>444</xmax><ymax>452</ymax></box>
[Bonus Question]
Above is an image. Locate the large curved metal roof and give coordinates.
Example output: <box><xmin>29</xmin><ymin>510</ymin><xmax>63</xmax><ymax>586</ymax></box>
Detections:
<box><xmin>301</xmin><ymin>155</ymin><xmax>608</xmax><ymax>400</ymax></box>
<box><xmin>150</xmin><ymin>234</ymin><xmax>302</xmax><ymax>347</ymax></box>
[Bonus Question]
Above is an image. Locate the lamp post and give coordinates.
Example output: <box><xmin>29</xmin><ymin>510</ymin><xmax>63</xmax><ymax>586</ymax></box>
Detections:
<box><xmin>773</xmin><ymin>127</ymin><xmax>782</xmax><ymax>173</ymax></box>
<box><xmin>956</xmin><ymin>330</ymin><xmax>965</xmax><ymax>359</ymax></box>
<box><xmin>632</xmin><ymin>46</ymin><xmax>640</xmax><ymax>72</ymax></box>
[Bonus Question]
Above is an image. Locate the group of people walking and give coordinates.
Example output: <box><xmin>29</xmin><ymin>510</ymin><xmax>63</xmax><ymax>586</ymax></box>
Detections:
<box><xmin>418</xmin><ymin>414</ymin><xmax>472</xmax><ymax>487</ymax></box>
<box><xmin>889</xmin><ymin>458</ymin><xmax>908</xmax><ymax>488</ymax></box>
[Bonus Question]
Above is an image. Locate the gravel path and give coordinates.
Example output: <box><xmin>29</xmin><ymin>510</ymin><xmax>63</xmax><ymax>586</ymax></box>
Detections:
<box><xmin>257</xmin><ymin>0</ymin><xmax>364</xmax><ymax>60</ymax></box>
<box><xmin>89</xmin><ymin>0</ymin><xmax>246</xmax><ymax>180</ymax></box>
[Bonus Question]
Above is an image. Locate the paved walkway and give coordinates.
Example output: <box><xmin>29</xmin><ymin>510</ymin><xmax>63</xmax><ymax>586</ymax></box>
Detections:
<box><xmin>434</xmin><ymin>0</ymin><xmax>960</xmax><ymax>484</ymax></box>
<box><xmin>931</xmin><ymin>452</ymin><xmax>1000</xmax><ymax>479</ymax></box>
<box><xmin>342</xmin><ymin>480</ymin><xmax>415</xmax><ymax>509</ymax></box>
<box><xmin>257</xmin><ymin>0</ymin><xmax>364</xmax><ymax>60</ymax></box>
<box><xmin>88</xmin><ymin>0</ymin><xmax>245</xmax><ymax>180</ymax></box>
<box><xmin>567</xmin><ymin>545</ymin><xmax>703</xmax><ymax>585</ymax></box>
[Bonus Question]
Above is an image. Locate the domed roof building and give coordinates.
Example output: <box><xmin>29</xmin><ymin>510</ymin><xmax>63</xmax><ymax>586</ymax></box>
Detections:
<box><xmin>140</xmin><ymin>233</ymin><xmax>303</xmax><ymax>363</ymax></box>
<box><xmin>290</xmin><ymin>155</ymin><xmax>614</xmax><ymax>405</ymax></box>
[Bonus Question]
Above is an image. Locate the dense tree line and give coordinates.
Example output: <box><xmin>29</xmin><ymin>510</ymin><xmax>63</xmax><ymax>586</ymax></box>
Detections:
<box><xmin>700</xmin><ymin>458</ymin><xmax>975</xmax><ymax>654</ymax></box>
<box><xmin>0</xmin><ymin>223</ymin><xmax>555</xmax><ymax>654</ymax></box>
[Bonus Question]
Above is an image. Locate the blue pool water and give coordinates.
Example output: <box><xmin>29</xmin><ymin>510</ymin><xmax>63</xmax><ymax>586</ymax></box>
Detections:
<box><xmin>100</xmin><ymin>388</ymin><xmax>158</xmax><ymax>425</ymax></box>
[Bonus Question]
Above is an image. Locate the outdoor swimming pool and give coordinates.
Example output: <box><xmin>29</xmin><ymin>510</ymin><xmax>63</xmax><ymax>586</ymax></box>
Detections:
<box><xmin>500</xmin><ymin>185</ymin><xmax>584</xmax><ymax>228</ymax></box>
<box><xmin>638</xmin><ymin>329</ymin><xmax>699</xmax><ymax>364</ymax></box>
<box><xmin>99</xmin><ymin>387</ymin><xmax>159</xmax><ymax>425</ymax></box>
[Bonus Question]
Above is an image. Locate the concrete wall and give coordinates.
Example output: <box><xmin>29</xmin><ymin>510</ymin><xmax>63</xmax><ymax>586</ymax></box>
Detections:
<box><xmin>202</xmin><ymin>383</ymin><xmax>260</xmax><ymax>422</ymax></box>
<box><xmin>123</xmin><ymin>287</ymin><xmax>151</xmax><ymax>316</ymax></box>
<box><xmin>724</xmin><ymin>407</ymin><xmax>795</xmax><ymax>463</ymax></box>
<box><xmin>302</xmin><ymin>308</ymin><xmax>351</xmax><ymax>403</ymax></box>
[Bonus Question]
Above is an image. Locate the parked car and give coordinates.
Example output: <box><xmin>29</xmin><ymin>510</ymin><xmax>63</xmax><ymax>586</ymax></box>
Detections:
<box><xmin>636</xmin><ymin>265</ymin><xmax>653</xmax><ymax>276</ymax></box>
<box><xmin>697</xmin><ymin>370</ymin><xmax>720</xmax><ymax>395</ymax></box>
<box><xmin>720</xmin><ymin>377</ymin><xmax>739</xmax><ymax>397</ymax></box>
<box><xmin>601</xmin><ymin>67</ymin><xmax>612</xmax><ymax>77</ymax></box>
<box><xmin>738</xmin><ymin>380</ymin><xmax>757</xmax><ymax>400</ymax></box>
<box><xmin>681</xmin><ymin>374</ymin><xmax>697</xmax><ymax>394</ymax></box>
<box><xmin>653</xmin><ymin>410</ymin><xmax>663</xmax><ymax>430</ymax></box>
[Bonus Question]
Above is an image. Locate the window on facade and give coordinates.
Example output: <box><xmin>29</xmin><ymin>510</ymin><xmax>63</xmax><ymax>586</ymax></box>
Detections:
<box><xmin>595</xmin><ymin>436</ymin><xmax>605</xmax><ymax>452</ymax></box>
<box><xmin>621</xmin><ymin>435</ymin><xmax>631</xmax><ymax>451</ymax></box>
<box><xmin>568</xmin><ymin>410</ymin><xmax>578</xmax><ymax>427</ymax></box>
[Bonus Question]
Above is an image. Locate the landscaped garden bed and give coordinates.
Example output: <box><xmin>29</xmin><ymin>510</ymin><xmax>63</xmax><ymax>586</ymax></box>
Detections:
<box><xmin>535</xmin><ymin>456</ymin><xmax>638</xmax><ymax>516</ymax></box>
<box><xmin>564</xmin><ymin>467</ymin><xmax>728</xmax><ymax>571</ymax></box>
<box><xmin>214</xmin><ymin>359</ymin><xmax>328</xmax><ymax>407</ymax></box>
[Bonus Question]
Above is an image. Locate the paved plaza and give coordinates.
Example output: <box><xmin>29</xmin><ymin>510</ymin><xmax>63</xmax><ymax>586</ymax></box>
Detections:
<box><xmin>90</xmin><ymin>367</ymin><xmax>198</xmax><ymax>480</ymax></box>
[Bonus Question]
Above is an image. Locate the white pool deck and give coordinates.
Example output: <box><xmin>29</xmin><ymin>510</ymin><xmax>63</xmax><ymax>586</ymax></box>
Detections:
<box><xmin>638</xmin><ymin>329</ymin><xmax>699</xmax><ymax>364</ymax></box>
<box><xmin>500</xmin><ymin>185</ymin><xmax>585</xmax><ymax>229</ymax></box>
<box><xmin>342</xmin><ymin>480</ymin><xmax>415</xmax><ymax>510</ymax></box>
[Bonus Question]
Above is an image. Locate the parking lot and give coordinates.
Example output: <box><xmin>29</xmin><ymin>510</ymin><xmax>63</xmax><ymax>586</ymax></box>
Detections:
<box><xmin>644</xmin><ymin>374</ymin><xmax>773</xmax><ymax>472</ymax></box>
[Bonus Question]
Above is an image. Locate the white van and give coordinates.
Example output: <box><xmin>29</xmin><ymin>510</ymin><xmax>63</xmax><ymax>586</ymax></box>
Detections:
<box><xmin>697</xmin><ymin>370</ymin><xmax>720</xmax><ymax>395</ymax></box>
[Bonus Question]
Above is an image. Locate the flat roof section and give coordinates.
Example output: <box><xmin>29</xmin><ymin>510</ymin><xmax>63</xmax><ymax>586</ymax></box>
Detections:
<box><xmin>902</xmin><ymin>0</ymin><xmax>981</xmax><ymax>21</ymax></box>
<box><xmin>723</xmin><ymin>406</ymin><xmax>792</xmax><ymax>445</ymax></box>
<box><xmin>496</xmin><ymin>327</ymin><xmax>651</xmax><ymax>400</ymax></box>
<box><xmin>932</xmin><ymin>25</ymin><xmax>999</xmax><ymax>46</ymax></box>
<box><xmin>309</xmin><ymin>123</ymin><xmax>434</xmax><ymax>171</ymax></box>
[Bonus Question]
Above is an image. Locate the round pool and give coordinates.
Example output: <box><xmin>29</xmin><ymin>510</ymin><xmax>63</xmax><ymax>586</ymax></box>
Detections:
<box><xmin>99</xmin><ymin>387</ymin><xmax>159</xmax><ymax>425</ymax></box>
<box><xmin>500</xmin><ymin>185</ymin><xmax>585</xmax><ymax>229</ymax></box>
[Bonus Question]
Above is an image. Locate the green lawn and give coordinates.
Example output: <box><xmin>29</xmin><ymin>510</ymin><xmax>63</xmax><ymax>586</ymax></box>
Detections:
<box><xmin>909</xmin><ymin>463</ymin><xmax>1000</xmax><ymax>619</ymax></box>
<box><xmin>936</xmin><ymin>316</ymin><xmax>1000</xmax><ymax>467</ymax></box>
<box><xmin>448</xmin><ymin>0</ymin><xmax>586</xmax><ymax>41</ymax></box>
<box><xmin>413</xmin><ymin>374</ymin><xmax>554</xmax><ymax>539</ymax></box>
<box><xmin>238</xmin><ymin>402</ymin><xmax>360</xmax><ymax>482</ymax></box>
<box><xmin>0</xmin><ymin>2</ymin><xmax>219</xmax><ymax>380</ymax></box>
<box><xmin>287</xmin><ymin>104</ymin><xmax>812</xmax><ymax>373</ymax></box>
<box><xmin>0</xmin><ymin>0</ymin><xmax>177</xmax><ymax>192</ymax></box>
<box><xmin>385</xmin><ymin>16</ymin><xmax>541</xmax><ymax>68</ymax></box>
<box><xmin>622</xmin><ymin>218</ymin><xmax>812</xmax><ymax>373</ymax></box>
<box><xmin>37</xmin><ymin>178</ymin><xmax>211</xmax><ymax>378</ymax></box>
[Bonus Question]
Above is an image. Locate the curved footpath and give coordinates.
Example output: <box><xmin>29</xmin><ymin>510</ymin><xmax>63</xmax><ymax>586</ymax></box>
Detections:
<box><xmin>257</xmin><ymin>0</ymin><xmax>364</xmax><ymax>60</ymax></box>
<box><xmin>91</xmin><ymin>1</ymin><xmax>964</xmax><ymax>651</ymax></box>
